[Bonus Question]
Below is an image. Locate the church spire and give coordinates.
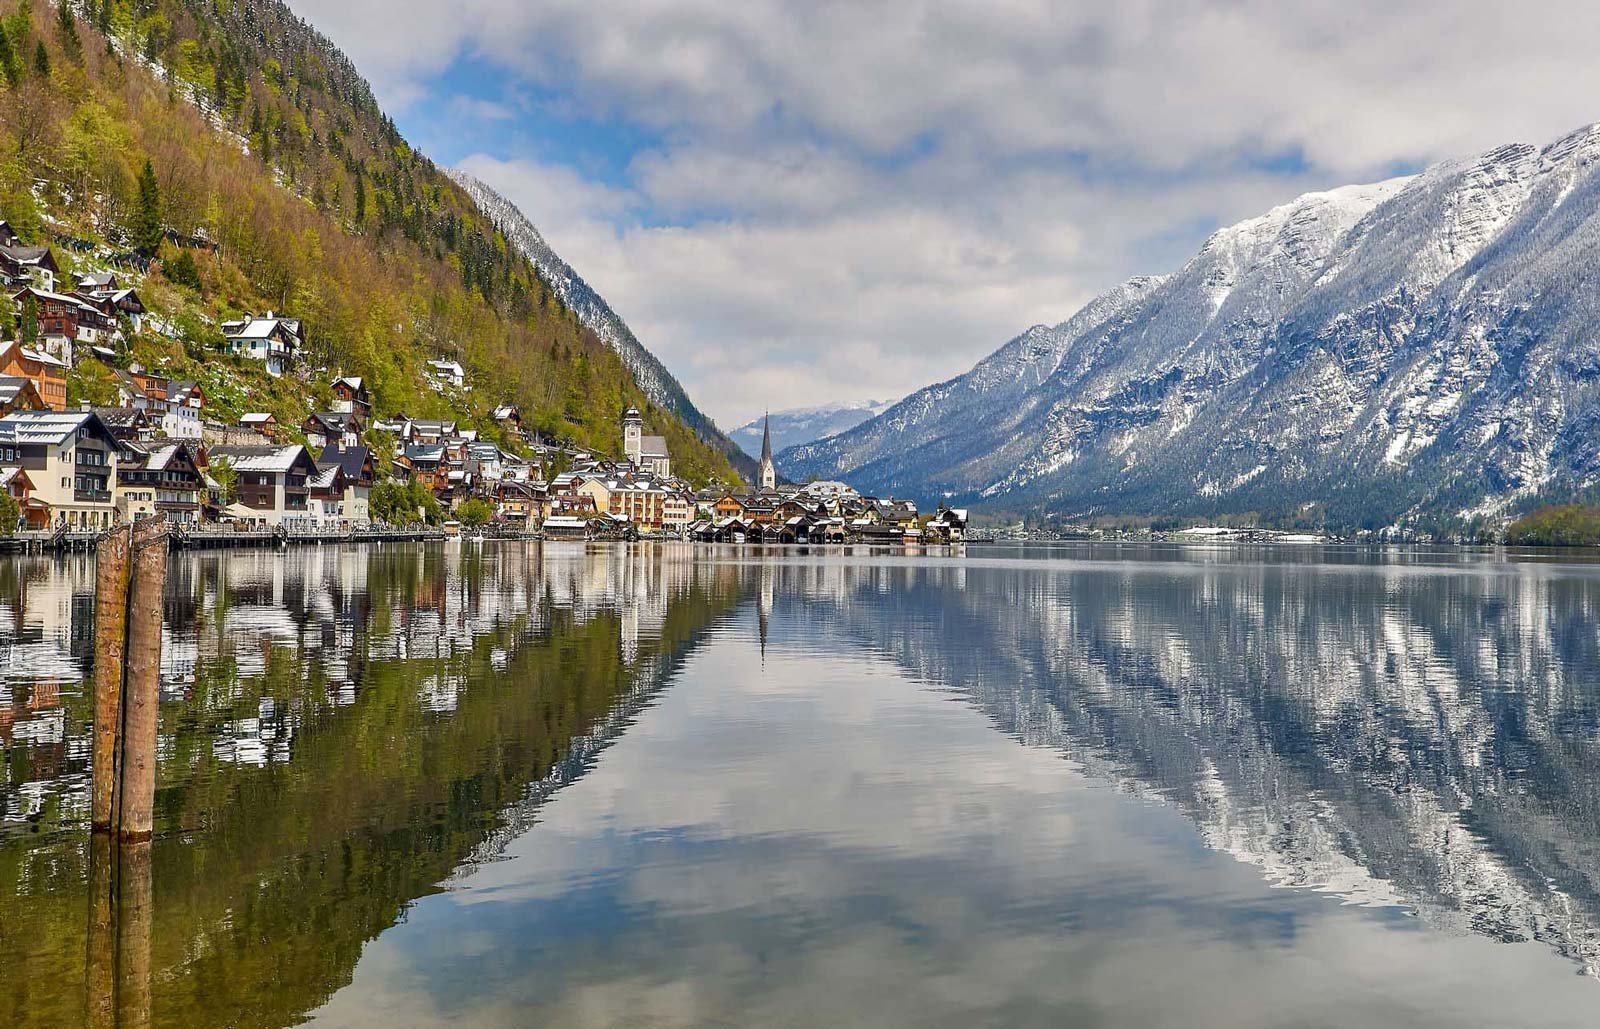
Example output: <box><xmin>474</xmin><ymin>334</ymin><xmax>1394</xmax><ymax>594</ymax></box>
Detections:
<box><xmin>759</xmin><ymin>411</ymin><xmax>776</xmax><ymax>490</ymax></box>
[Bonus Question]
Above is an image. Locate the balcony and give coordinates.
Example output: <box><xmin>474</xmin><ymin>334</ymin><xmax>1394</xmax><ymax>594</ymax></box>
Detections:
<box><xmin>75</xmin><ymin>489</ymin><xmax>112</xmax><ymax>503</ymax></box>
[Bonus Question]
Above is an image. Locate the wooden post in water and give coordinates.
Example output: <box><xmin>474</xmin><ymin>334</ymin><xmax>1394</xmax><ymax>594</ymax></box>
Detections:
<box><xmin>117</xmin><ymin>518</ymin><xmax>169</xmax><ymax>841</ymax></box>
<box><xmin>91</xmin><ymin>523</ymin><xmax>132</xmax><ymax>831</ymax></box>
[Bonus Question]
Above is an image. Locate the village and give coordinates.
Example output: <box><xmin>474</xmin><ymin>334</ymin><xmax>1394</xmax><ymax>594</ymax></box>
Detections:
<box><xmin>0</xmin><ymin>221</ymin><xmax>963</xmax><ymax>548</ymax></box>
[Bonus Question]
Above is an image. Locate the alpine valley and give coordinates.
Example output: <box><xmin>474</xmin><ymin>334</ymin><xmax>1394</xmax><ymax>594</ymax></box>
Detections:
<box><xmin>782</xmin><ymin>122</ymin><xmax>1600</xmax><ymax>531</ymax></box>
<box><xmin>728</xmin><ymin>398</ymin><xmax>897</xmax><ymax>461</ymax></box>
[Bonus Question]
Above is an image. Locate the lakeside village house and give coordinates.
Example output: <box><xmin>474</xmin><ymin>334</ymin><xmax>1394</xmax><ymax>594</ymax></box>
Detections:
<box><xmin>0</xmin><ymin>223</ymin><xmax>956</xmax><ymax>538</ymax></box>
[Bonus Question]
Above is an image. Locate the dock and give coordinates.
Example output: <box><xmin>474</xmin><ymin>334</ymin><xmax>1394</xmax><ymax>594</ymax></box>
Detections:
<box><xmin>0</xmin><ymin>524</ymin><xmax>544</xmax><ymax>553</ymax></box>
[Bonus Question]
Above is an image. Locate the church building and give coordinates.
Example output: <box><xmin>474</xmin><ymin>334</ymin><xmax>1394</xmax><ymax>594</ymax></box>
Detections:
<box><xmin>759</xmin><ymin>413</ymin><xmax>776</xmax><ymax>490</ymax></box>
<box><xmin>622</xmin><ymin>406</ymin><xmax>671</xmax><ymax>479</ymax></box>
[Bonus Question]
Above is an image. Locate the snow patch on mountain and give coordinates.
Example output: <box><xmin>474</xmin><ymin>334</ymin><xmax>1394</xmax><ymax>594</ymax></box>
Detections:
<box><xmin>730</xmin><ymin>399</ymin><xmax>897</xmax><ymax>459</ymax></box>
<box><xmin>782</xmin><ymin>120</ymin><xmax>1600</xmax><ymax>526</ymax></box>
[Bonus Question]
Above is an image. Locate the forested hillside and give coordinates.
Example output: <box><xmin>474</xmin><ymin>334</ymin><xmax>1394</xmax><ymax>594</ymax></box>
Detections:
<box><xmin>0</xmin><ymin>0</ymin><xmax>738</xmax><ymax>483</ymax></box>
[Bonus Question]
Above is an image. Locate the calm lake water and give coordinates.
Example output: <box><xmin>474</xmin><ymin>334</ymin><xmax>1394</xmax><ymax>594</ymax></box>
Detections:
<box><xmin>4</xmin><ymin>541</ymin><xmax>1600</xmax><ymax>1026</ymax></box>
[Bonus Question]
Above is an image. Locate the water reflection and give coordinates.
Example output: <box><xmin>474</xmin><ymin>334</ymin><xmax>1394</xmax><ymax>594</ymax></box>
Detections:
<box><xmin>6</xmin><ymin>543</ymin><xmax>1600</xmax><ymax>1026</ymax></box>
<box><xmin>773</xmin><ymin>547</ymin><xmax>1600</xmax><ymax>976</ymax></box>
<box><xmin>0</xmin><ymin>541</ymin><xmax>744</xmax><ymax>1028</ymax></box>
<box><xmin>303</xmin><ymin>546</ymin><xmax>1600</xmax><ymax>1028</ymax></box>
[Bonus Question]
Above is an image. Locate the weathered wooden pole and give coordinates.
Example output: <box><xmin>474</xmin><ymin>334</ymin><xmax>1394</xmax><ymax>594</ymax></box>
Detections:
<box><xmin>117</xmin><ymin>518</ymin><xmax>169</xmax><ymax>841</ymax></box>
<box><xmin>115</xmin><ymin>840</ymin><xmax>154</xmax><ymax>1029</ymax></box>
<box><xmin>91</xmin><ymin>523</ymin><xmax>133</xmax><ymax>832</ymax></box>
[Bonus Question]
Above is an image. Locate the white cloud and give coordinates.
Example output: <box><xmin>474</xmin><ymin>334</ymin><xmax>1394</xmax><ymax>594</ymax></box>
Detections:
<box><xmin>289</xmin><ymin>0</ymin><xmax>1600</xmax><ymax>426</ymax></box>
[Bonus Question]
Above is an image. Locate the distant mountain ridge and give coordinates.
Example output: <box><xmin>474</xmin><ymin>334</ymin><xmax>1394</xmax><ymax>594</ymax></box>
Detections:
<box><xmin>449</xmin><ymin>171</ymin><xmax>757</xmax><ymax>480</ymax></box>
<box><xmin>730</xmin><ymin>399</ymin><xmax>896</xmax><ymax>459</ymax></box>
<box><xmin>782</xmin><ymin>121</ymin><xmax>1600</xmax><ymax>528</ymax></box>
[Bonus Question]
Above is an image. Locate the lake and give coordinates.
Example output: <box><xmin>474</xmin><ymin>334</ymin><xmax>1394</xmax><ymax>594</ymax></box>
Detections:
<box><xmin>3</xmin><ymin>541</ymin><xmax>1600</xmax><ymax>1026</ymax></box>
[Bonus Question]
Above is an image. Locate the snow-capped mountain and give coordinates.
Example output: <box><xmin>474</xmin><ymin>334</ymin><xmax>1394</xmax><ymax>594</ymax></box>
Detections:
<box><xmin>730</xmin><ymin>399</ymin><xmax>897</xmax><ymax>459</ymax></box>
<box><xmin>782</xmin><ymin>122</ymin><xmax>1600</xmax><ymax>526</ymax></box>
<box><xmin>449</xmin><ymin>170</ymin><xmax>756</xmax><ymax>478</ymax></box>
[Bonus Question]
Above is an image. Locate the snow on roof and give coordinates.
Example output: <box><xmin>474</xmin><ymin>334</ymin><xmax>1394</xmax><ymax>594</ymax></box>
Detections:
<box><xmin>226</xmin><ymin>317</ymin><xmax>297</xmax><ymax>340</ymax></box>
<box><xmin>0</xmin><ymin>375</ymin><xmax>37</xmax><ymax>402</ymax></box>
<box><xmin>0</xmin><ymin>409</ymin><xmax>111</xmax><ymax>445</ymax></box>
<box><xmin>144</xmin><ymin>444</ymin><xmax>181</xmax><ymax>470</ymax></box>
<box><xmin>20</xmin><ymin>346</ymin><xmax>65</xmax><ymax>368</ymax></box>
<box><xmin>208</xmin><ymin>445</ymin><xmax>307</xmax><ymax>473</ymax></box>
<box><xmin>239</xmin><ymin>412</ymin><xmax>275</xmax><ymax>424</ymax></box>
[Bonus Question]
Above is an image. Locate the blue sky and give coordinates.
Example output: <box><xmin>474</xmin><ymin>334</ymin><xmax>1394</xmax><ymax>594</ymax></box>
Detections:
<box><xmin>288</xmin><ymin>0</ymin><xmax>1600</xmax><ymax>429</ymax></box>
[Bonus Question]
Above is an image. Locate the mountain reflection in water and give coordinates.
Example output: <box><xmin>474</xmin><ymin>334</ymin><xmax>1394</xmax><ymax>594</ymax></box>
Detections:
<box><xmin>790</xmin><ymin>547</ymin><xmax>1600</xmax><ymax>974</ymax></box>
<box><xmin>3</xmin><ymin>543</ymin><xmax>1600</xmax><ymax>1027</ymax></box>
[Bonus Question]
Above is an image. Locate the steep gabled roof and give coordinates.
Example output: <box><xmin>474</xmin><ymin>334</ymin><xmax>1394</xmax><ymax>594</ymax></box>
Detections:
<box><xmin>317</xmin><ymin>445</ymin><xmax>374</xmax><ymax>482</ymax></box>
<box><xmin>208</xmin><ymin>444</ymin><xmax>315</xmax><ymax>474</ymax></box>
<box><xmin>0</xmin><ymin>409</ymin><xmax>117</xmax><ymax>447</ymax></box>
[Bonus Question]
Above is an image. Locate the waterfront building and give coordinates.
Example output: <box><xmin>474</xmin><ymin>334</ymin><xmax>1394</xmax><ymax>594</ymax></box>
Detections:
<box><xmin>316</xmin><ymin>445</ymin><xmax>376</xmax><ymax>525</ymax></box>
<box><xmin>207</xmin><ymin>444</ymin><xmax>319</xmax><ymax>526</ymax></box>
<box><xmin>113</xmin><ymin>439</ymin><xmax>204</xmax><ymax>524</ymax></box>
<box><xmin>0</xmin><ymin>409</ymin><xmax>119</xmax><ymax>529</ymax></box>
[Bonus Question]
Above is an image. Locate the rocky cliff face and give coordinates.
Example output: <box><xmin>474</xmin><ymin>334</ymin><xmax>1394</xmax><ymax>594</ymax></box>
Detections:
<box><xmin>783</xmin><ymin>123</ymin><xmax>1600</xmax><ymax>527</ymax></box>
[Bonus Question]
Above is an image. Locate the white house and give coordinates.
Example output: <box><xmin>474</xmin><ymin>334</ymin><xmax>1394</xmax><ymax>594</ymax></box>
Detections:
<box><xmin>222</xmin><ymin>313</ymin><xmax>303</xmax><ymax>377</ymax></box>
<box><xmin>161</xmin><ymin>381</ymin><xmax>204</xmax><ymax>440</ymax></box>
<box><xmin>425</xmin><ymin>359</ymin><xmax>465</xmax><ymax>390</ymax></box>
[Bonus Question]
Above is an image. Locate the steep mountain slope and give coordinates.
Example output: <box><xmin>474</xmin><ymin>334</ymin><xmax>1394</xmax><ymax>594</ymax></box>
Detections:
<box><xmin>450</xmin><ymin>171</ymin><xmax>756</xmax><ymax>480</ymax></box>
<box><xmin>783</xmin><ymin>122</ymin><xmax>1600</xmax><ymax>529</ymax></box>
<box><xmin>0</xmin><ymin>0</ymin><xmax>737</xmax><ymax>482</ymax></box>
<box><xmin>728</xmin><ymin>398</ymin><xmax>896</xmax><ymax>459</ymax></box>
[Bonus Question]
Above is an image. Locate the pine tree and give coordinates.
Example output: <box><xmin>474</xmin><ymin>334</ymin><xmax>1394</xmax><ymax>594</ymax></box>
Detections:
<box><xmin>164</xmin><ymin>249</ymin><xmax>202</xmax><ymax>292</ymax></box>
<box><xmin>133</xmin><ymin>159</ymin><xmax>162</xmax><ymax>253</ymax></box>
<box><xmin>33</xmin><ymin>39</ymin><xmax>49</xmax><ymax>79</ymax></box>
<box><xmin>56</xmin><ymin>2</ymin><xmax>80</xmax><ymax>61</ymax></box>
<box><xmin>0</xmin><ymin>26</ymin><xmax>17</xmax><ymax>87</ymax></box>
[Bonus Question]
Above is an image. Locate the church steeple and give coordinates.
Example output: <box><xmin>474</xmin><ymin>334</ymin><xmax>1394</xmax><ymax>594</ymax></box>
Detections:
<box><xmin>759</xmin><ymin>412</ymin><xmax>776</xmax><ymax>490</ymax></box>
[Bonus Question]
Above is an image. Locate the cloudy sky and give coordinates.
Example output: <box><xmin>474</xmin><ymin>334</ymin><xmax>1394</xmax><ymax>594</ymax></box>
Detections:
<box><xmin>288</xmin><ymin>0</ymin><xmax>1600</xmax><ymax>429</ymax></box>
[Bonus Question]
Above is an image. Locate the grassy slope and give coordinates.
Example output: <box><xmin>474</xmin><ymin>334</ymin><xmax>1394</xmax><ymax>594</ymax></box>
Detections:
<box><xmin>0</xmin><ymin>0</ymin><xmax>738</xmax><ymax>485</ymax></box>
